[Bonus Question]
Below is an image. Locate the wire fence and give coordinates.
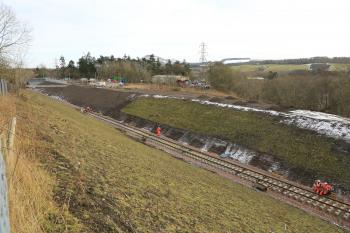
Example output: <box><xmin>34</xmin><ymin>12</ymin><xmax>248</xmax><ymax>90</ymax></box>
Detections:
<box><xmin>0</xmin><ymin>118</ymin><xmax>15</xmax><ymax>233</ymax></box>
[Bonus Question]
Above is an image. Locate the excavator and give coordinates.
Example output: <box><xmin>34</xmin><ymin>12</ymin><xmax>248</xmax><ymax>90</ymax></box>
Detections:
<box><xmin>313</xmin><ymin>180</ymin><xmax>333</xmax><ymax>196</ymax></box>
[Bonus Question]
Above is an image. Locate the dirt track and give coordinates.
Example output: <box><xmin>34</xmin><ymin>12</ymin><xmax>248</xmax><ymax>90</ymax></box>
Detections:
<box><xmin>40</xmin><ymin>85</ymin><xmax>139</xmax><ymax>119</ymax></box>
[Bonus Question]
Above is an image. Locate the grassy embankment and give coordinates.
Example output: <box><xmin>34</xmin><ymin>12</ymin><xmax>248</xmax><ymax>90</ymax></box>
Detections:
<box><xmin>1</xmin><ymin>94</ymin><xmax>81</xmax><ymax>233</ymax></box>
<box><xmin>8</xmin><ymin>91</ymin><xmax>348</xmax><ymax>232</ymax></box>
<box><xmin>123</xmin><ymin>98</ymin><xmax>350</xmax><ymax>189</ymax></box>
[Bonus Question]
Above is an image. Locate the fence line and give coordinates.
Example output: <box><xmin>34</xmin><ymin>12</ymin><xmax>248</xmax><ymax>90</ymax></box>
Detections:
<box><xmin>0</xmin><ymin>79</ymin><xmax>8</xmax><ymax>96</ymax></box>
<box><xmin>0</xmin><ymin>117</ymin><xmax>16</xmax><ymax>233</ymax></box>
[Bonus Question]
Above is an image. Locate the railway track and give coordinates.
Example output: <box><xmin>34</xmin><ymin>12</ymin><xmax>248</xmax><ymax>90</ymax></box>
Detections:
<box><xmin>88</xmin><ymin>112</ymin><xmax>350</xmax><ymax>227</ymax></box>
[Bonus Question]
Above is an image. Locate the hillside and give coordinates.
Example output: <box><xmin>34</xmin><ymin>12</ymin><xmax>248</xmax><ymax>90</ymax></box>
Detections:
<box><xmin>123</xmin><ymin>97</ymin><xmax>350</xmax><ymax>194</ymax></box>
<box><xmin>9</xmin><ymin>90</ymin><xmax>346</xmax><ymax>232</ymax></box>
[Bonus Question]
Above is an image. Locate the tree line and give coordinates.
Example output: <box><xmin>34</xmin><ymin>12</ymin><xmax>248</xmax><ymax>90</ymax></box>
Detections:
<box><xmin>208</xmin><ymin>62</ymin><xmax>350</xmax><ymax>117</ymax></box>
<box><xmin>36</xmin><ymin>53</ymin><xmax>191</xmax><ymax>82</ymax></box>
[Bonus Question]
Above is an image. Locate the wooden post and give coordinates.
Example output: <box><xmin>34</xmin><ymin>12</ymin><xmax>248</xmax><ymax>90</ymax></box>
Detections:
<box><xmin>7</xmin><ymin>117</ymin><xmax>16</xmax><ymax>157</ymax></box>
<box><xmin>0</xmin><ymin>133</ymin><xmax>6</xmax><ymax>157</ymax></box>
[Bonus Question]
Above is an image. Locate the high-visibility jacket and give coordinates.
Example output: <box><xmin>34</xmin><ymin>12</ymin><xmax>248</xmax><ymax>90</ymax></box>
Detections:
<box><xmin>156</xmin><ymin>127</ymin><xmax>161</xmax><ymax>136</ymax></box>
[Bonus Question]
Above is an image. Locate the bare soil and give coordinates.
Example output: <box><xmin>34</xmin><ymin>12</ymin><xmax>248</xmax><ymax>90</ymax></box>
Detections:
<box><xmin>40</xmin><ymin>85</ymin><xmax>139</xmax><ymax>119</ymax></box>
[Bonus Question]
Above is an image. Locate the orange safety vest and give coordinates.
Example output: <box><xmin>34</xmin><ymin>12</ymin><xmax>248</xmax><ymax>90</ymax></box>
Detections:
<box><xmin>156</xmin><ymin>127</ymin><xmax>161</xmax><ymax>136</ymax></box>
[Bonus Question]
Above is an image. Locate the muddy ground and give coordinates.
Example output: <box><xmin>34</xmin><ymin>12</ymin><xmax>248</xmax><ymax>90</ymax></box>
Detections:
<box><xmin>39</xmin><ymin>85</ymin><xmax>139</xmax><ymax>119</ymax></box>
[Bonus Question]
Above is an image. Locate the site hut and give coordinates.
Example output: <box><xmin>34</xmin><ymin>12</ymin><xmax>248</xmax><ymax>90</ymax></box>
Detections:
<box><xmin>80</xmin><ymin>78</ymin><xmax>88</xmax><ymax>84</ymax></box>
<box><xmin>151</xmin><ymin>75</ymin><xmax>190</xmax><ymax>87</ymax></box>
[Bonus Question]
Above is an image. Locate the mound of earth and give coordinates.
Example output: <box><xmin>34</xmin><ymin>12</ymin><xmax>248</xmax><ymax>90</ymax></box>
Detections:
<box><xmin>41</xmin><ymin>85</ymin><xmax>138</xmax><ymax>119</ymax></box>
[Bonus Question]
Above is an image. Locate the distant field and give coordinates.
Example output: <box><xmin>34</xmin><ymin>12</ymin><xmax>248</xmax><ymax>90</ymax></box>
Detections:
<box><xmin>329</xmin><ymin>63</ymin><xmax>350</xmax><ymax>72</ymax></box>
<box><xmin>123</xmin><ymin>98</ymin><xmax>350</xmax><ymax>191</ymax></box>
<box><xmin>18</xmin><ymin>91</ymin><xmax>346</xmax><ymax>232</ymax></box>
<box><xmin>231</xmin><ymin>63</ymin><xmax>350</xmax><ymax>73</ymax></box>
<box><xmin>231</xmin><ymin>64</ymin><xmax>309</xmax><ymax>73</ymax></box>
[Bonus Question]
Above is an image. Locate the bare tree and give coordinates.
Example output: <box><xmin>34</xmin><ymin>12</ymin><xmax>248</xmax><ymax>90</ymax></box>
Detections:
<box><xmin>0</xmin><ymin>4</ymin><xmax>31</xmax><ymax>63</ymax></box>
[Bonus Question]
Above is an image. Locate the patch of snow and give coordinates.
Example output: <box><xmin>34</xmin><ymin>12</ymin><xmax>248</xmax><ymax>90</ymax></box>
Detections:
<box><xmin>179</xmin><ymin>132</ymin><xmax>190</xmax><ymax>145</ymax></box>
<box><xmin>153</xmin><ymin>94</ymin><xmax>184</xmax><ymax>100</ymax></box>
<box><xmin>289</xmin><ymin>110</ymin><xmax>350</xmax><ymax>123</ymax></box>
<box><xmin>268</xmin><ymin>162</ymin><xmax>281</xmax><ymax>172</ymax></box>
<box><xmin>201</xmin><ymin>139</ymin><xmax>214</xmax><ymax>152</ymax></box>
<box><xmin>191</xmin><ymin>99</ymin><xmax>282</xmax><ymax>116</ymax></box>
<box><xmin>222</xmin><ymin>144</ymin><xmax>255</xmax><ymax>164</ymax></box>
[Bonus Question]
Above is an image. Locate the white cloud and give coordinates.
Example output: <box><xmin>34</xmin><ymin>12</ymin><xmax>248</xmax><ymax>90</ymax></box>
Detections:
<box><xmin>4</xmin><ymin>0</ymin><xmax>350</xmax><ymax>67</ymax></box>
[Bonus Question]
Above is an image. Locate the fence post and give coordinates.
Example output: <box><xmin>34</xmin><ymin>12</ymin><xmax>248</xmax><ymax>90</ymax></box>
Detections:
<box><xmin>7</xmin><ymin>117</ymin><xmax>16</xmax><ymax>158</ymax></box>
<box><xmin>0</xmin><ymin>79</ymin><xmax>8</xmax><ymax>96</ymax></box>
<box><xmin>0</xmin><ymin>79</ymin><xmax>3</xmax><ymax>96</ymax></box>
<box><xmin>0</xmin><ymin>135</ymin><xmax>11</xmax><ymax>233</ymax></box>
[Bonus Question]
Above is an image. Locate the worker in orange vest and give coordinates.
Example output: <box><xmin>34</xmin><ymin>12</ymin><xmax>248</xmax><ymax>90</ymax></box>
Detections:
<box><xmin>156</xmin><ymin>126</ymin><xmax>161</xmax><ymax>136</ymax></box>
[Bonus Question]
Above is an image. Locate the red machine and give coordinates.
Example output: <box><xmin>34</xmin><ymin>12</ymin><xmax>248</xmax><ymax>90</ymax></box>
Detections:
<box><xmin>313</xmin><ymin>180</ymin><xmax>333</xmax><ymax>196</ymax></box>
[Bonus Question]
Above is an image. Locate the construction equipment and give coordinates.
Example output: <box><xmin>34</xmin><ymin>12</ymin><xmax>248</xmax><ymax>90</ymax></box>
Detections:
<box><xmin>313</xmin><ymin>180</ymin><xmax>333</xmax><ymax>196</ymax></box>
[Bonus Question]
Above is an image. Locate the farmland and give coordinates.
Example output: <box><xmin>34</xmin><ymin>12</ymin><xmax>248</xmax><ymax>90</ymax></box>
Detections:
<box><xmin>230</xmin><ymin>64</ymin><xmax>309</xmax><ymax>73</ymax></box>
<box><xmin>230</xmin><ymin>63</ymin><xmax>350</xmax><ymax>74</ymax></box>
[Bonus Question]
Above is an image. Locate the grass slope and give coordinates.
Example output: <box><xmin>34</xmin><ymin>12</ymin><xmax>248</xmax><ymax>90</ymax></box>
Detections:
<box><xmin>18</xmin><ymin>91</ymin><xmax>346</xmax><ymax>232</ymax></box>
<box><xmin>123</xmin><ymin>98</ymin><xmax>350</xmax><ymax>189</ymax></box>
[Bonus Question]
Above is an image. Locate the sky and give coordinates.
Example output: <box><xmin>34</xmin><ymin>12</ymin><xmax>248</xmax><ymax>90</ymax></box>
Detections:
<box><xmin>4</xmin><ymin>0</ymin><xmax>350</xmax><ymax>67</ymax></box>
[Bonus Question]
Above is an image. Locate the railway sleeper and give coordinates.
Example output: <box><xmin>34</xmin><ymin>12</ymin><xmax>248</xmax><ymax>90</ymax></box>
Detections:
<box><xmin>344</xmin><ymin>213</ymin><xmax>350</xmax><ymax>220</ymax></box>
<box><xmin>319</xmin><ymin>204</ymin><xmax>327</xmax><ymax>210</ymax></box>
<box><xmin>334</xmin><ymin>210</ymin><xmax>342</xmax><ymax>216</ymax></box>
<box><xmin>294</xmin><ymin>189</ymin><xmax>304</xmax><ymax>194</ymax></box>
<box><xmin>306</xmin><ymin>199</ymin><xmax>313</xmax><ymax>205</ymax></box>
<box><xmin>288</xmin><ymin>192</ymin><xmax>294</xmax><ymax>197</ymax></box>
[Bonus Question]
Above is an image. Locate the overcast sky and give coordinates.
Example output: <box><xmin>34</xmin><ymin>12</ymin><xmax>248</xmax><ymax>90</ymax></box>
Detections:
<box><xmin>4</xmin><ymin>0</ymin><xmax>350</xmax><ymax>67</ymax></box>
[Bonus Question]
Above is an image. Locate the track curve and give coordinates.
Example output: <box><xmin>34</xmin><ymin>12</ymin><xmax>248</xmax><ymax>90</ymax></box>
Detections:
<box><xmin>88</xmin><ymin>112</ymin><xmax>350</xmax><ymax>227</ymax></box>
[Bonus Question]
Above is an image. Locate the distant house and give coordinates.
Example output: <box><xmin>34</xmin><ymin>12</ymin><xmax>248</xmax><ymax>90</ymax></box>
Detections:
<box><xmin>309</xmin><ymin>63</ymin><xmax>330</xmax><ymax>72</ymax></box>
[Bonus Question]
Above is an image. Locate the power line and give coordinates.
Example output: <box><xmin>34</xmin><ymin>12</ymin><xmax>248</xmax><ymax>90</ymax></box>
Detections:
<box><xmin>199</xmin><ymin>42</ymin><xmax>208</xmax><ymax>80</ymax></box>
<box><xmin>199</xmin><ymin>42</ymin><xmax>207</xmax><ymax>65</ymax></box>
